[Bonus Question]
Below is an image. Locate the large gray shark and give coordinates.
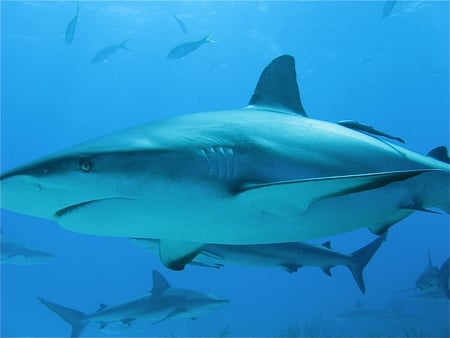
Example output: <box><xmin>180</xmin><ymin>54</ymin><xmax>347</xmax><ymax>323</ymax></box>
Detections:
<box><xmin>130</xmin><ymin>234</ymin><xmax>386</xmax><ymax>293</ymax></box>
<box><xmin>1</xmin><ymin>234</ymin><xmax>55</xmax><ymax>265</ymax></box>
<box><xmin>37</xmin><ymin>270</ymin><xmax>229</xmax><ymax>338</ymax></box>
<box><xmin>1</xmin><ymin>55</ymin><xmax>449</xmax><ymax>270</ymax></box>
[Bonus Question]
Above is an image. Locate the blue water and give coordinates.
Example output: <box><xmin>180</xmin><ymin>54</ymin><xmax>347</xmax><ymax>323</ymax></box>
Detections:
<box><xmin>1</xmin><ymin>1</ymin><xmax>449</xmax><ymax>337</ymax></box>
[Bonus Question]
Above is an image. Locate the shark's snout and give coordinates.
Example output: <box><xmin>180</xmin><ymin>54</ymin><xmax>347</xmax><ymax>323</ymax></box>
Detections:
<box><xmin>1</xmin><ymin>174</ymin><xmax>58</xmax><ymax>220</ymax></box>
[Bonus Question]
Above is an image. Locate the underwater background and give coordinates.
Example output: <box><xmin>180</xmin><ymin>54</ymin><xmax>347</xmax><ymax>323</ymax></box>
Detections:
<box><xmin>1</xmin><ymin>1</ymin><xmax>449</xmax><ymax>337</ymax></box>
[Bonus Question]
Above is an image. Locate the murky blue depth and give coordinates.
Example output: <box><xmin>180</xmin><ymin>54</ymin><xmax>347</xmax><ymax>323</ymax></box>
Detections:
<box><xmin>1</xmin><ymin>1</ymin><xmax>449</xmax><ymax>337</ymax></box>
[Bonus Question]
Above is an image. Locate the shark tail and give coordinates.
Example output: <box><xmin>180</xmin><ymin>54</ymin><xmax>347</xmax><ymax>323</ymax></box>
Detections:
<box><xmin>120</xmin><ymin>39</ymin><xmax>132</xmax><ymax>51</ymax></box>
<box><xmin>203</xmin><ymin>32</ymin><xmax>218</xmax><ymax>43</ymax></box>
<box><xmin>37</xmin><ymin>297</ymin><xmax>88</xmax><ymax>338</ymax></box>
<box><xmin>347</xmin><ymin>234</ymin><xmax>387</xmax><ymax>293</ymax></box>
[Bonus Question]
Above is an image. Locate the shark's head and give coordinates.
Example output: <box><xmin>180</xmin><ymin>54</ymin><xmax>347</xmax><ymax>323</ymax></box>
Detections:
<box><xmin>174</xmin><ymin>289</ymin><xmax>230</xmax><ymax>316</ymax></box>
<box><xmin>1</xmin><ymin>152</ymin><xmax>125</xmax><ymax>221</ymax></box>
<box><xmin>0</xmin><ymin>127</ymin><xmax>159</xmax><ymax>227</ymax></box>
<box><xmin>415</xmin><ymin>266</ymin><xmax>441</xmax><ymax>290</ymax></box>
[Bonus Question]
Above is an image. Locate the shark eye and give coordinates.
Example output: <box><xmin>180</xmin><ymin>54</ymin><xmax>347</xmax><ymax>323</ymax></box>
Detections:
<box><xmin>79</xmin><ymin>158</ymin><xmax>92</xmax><ymax>172</ymax></box>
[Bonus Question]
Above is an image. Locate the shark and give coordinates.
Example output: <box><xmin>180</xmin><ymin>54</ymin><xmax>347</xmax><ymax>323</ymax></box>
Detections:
<box><xmin>415</xmin><ymin>254</ymin><xmax>449</xmax><ymax>300</ymax></box>
<box><xmin>1</xmin><ymin>55</ymin><xmax>449</xmax><ymax>270</ymax></box>
<box><xmin>37</xmin><ymin>270</ymin><xmax>229</xmax><ymax>338</ymax></box>
<box><xmin>1</xmin><ymin>233</ymin><xmax>55</xmax><ymax>265</ymax></box>
<box><xmin>397</xmin><ymin>252</ymin><xmax>450</xmax><ymax>300</ymax></box>
<box><xmin>333</xmin><ymin>299</ymin><xmax>420</xmax><ymax>324</ymax></box>
<box><xmin>130</xmin><ymin>234</ymin><xmax>386</xmax><ymax>293</ymax></box>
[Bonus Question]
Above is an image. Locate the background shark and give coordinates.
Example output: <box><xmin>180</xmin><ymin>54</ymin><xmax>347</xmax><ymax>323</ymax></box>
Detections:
<box><xmin>1</xmin><ymin>55</ymin><xmax>448</xmax><ymax>270</ymax></box>
<box><xmin>415</xmin><ymin>255</ymin><xmax>449</xmax><ymax>300</ymax></box>
<box><xmin>1</xmin><ymin>233</ymin><xmax>55</xmax><ymax>265</ymax></box>
<box><xmin>37</xmin><ymin>270</ymin><xmax>228</xmax><ymax>338</ymax></box>
<box><xmin>397</xmin><ymin>252</ymin><xmax>450</xmax><ymax>301</ymax></box>
<box><xmin>333</xmin><ymin>299</ymin><xmax>420</xmax><ymax>324</ymax></box>
<box><xmin>130</xmin><ymin>234</ymin><xmax>386</xmax><ymax>293</ymax></box>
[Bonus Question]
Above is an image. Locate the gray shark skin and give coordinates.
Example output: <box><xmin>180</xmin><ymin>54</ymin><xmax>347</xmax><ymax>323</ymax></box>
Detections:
<box><xmin>131</xmin><ymin>234</ymin><xmax>386</xmax><ymax>293</ymax></box>
<box><xmin>37</xmin><ymin>270</ymin><xmax>228</xmax><ymax>338</ymax></box>
<box><xmin>1</xmin><ymin>55</ymin><xmax>449</xmax><ymax>270</ymax></box>
<box><xmin>1</xmin><ymin>235</ymin><xmax>55</xmax><ymax>265</ymax></box>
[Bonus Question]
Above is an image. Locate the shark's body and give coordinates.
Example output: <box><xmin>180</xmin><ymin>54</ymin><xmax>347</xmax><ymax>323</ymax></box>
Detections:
<box><xmin>1</xmin><ymin>55</ymin><xmax>448</xmax><ymax>270</ymax></box>
<box><xmin>1</xmin><ymin>235</ymin><xmax>55</xmax><ymax>265</ymax></box>
<box><xmin>131</xmin><ymin>234</ymin><xmax>385</xmax><ymax>293</ymax></box>
<box><xmin>37</xmin><ymin>270</ymin><xmax>228</xmax><ymax>338</ymax></box>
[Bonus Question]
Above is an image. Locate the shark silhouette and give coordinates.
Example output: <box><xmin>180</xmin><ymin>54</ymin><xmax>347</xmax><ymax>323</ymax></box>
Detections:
<box><xmin>37</xmin><ymin>270</ymin><xmax>228</xmax><ymax>337</ymax></box>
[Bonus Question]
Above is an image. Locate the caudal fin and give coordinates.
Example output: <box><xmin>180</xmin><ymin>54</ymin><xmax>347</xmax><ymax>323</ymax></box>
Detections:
<box><xmin>347</xmin><ymin>234</ymin><xmax>387</xmax><ymax>293</ymax></box>
<box><xmin>37</xmin><ymin>297</ymin><xmax>88</xmax><ymax>338</ymax></box>
<box><xmin>120</xmin><ymin>39</ymin><xmax>132</xmax><ymax>51</ymax></box>
<box><xmin>203</xmin><ymin>32</ymin><xmax>217</xmax><ymax>43</ymax></box>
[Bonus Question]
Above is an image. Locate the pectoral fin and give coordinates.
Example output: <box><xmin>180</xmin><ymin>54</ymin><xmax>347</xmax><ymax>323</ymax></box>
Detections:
<box><xmin>239</xmin><ymin>169</ymin><xmax>434</xmax><ymax>214</ymax></box>
<box><xmin>153</xmin><ymin>308</ymin><xmax>186</xmax><ymax>324</ymax></box>
<box><xmin>159</xmin><ymin>240</ymin><xmax>205</xmax><ymax>271</ymax></box>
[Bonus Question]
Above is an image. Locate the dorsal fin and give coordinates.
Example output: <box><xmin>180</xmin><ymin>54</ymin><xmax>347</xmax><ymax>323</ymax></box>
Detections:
<box><xmin>97</xmin><ymin>304</ymin><xmax>108</xmax><ymax>312</ymax></box>
<box><xmin>321</xmin><ymin>241</ymin><xmax>332</xmax><ymax>249</ymax></box>
<box><xmin>427</xmin><ymin>249</ymin><xmax>433</xmax><ymax>267</ymax></box>
<box><xmin>427</xmin><ymin>146</ymin><xmax>450</xmax><ymax>164</ymax></box>
<box><xmin>247</xmin><ymin>55</ymin><xmax>307</xmax><ymax>116</ymax></box>
<box><xmin>151</xmin><ymin>270</ymin><xmax>171</xmax><ymax>293</ymax></box>
<box><xmin>321</xmin><ymin>266</ymin><xmax>333</xmax><ymax>276</ymax></box>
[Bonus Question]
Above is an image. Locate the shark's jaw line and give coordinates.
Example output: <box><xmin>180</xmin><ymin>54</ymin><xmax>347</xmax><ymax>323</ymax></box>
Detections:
<box><xmin>55</xmin><ymin>197</ymin><xmax>134</xmax><ymax>218</ymax></box>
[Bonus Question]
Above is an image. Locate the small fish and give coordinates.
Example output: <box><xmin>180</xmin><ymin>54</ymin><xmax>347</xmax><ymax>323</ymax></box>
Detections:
<box><xmin>91</xmin><ymin>39</ymin><xmax>131</xmax><ymax>64</ymax></box>
<box><xmin>65</xmin><ymin>2</ymin><xmax>79</xmax><ymax>44</ymax></box>
<box><xmin>1</xmin><ymin>234</ymin><xmax>55</xmax><ymax>265</ymax></box>
<box><xmin>382</xmin><ymin>0</ymin><xmax>397</xmax><ymax>19</ymax></box>
<box><xmin>338</xmin><ymin>120</ymin><xmax>406</xmax><ymax>143</ymax></box>
<box><xmin>167</xmin><ymin>33</ymin><xmax>215</xmax><ymax>59</ymax></box>
<box><xmin>171</xmin><ymin>14</ymin><xmax>188</xmax><ymax>34</ymax></box>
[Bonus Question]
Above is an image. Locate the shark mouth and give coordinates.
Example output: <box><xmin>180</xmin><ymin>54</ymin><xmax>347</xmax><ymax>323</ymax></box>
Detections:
<box><xmin>55</xmin><ymin>197</ymin><xmax>133</xmax><ymax>218</ymax></box>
